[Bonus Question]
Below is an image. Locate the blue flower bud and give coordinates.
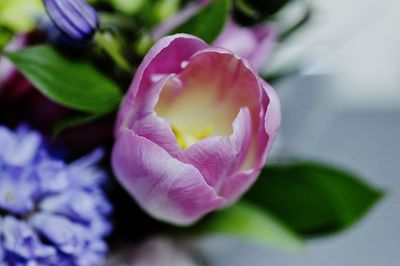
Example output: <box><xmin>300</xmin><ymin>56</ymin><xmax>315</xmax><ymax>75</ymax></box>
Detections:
<box><xmin>43</xmin><ymin>0</ymin><xmax>99</xmax><ymax>42</ymax></box>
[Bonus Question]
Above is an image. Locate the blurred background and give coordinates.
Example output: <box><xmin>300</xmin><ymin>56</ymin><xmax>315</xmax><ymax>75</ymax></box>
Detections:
<box><xmin>194</xmin><ymin>0</ymin><xmax>400</xmax><ymax>265</ymax></box>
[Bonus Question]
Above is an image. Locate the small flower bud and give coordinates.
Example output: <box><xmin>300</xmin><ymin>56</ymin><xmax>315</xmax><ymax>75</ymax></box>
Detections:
<box><xmin>43</xmin><ymin>0</ymin><xmax>99</xmax><ymax>42</ymax></box>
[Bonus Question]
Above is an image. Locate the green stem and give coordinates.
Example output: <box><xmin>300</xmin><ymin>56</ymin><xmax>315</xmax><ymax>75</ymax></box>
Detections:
<box><xmin>234</xmin><ymin>0</ymin><xmax>261</xmax><ymax>20</ymax></box>
<box><xmin>95</xmin><ymin>31</ymin><xmax>132</xmax><ymax>73</ymax></box>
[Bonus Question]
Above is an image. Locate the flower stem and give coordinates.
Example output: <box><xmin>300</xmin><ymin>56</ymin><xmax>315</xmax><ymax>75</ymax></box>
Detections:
<box><xmin>95</xmin><ymin>31</ymin><xmax>132</xmax><ymax>73</ymax></box>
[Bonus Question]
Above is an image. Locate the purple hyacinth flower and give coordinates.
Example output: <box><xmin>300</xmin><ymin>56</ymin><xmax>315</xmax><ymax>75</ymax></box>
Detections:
<box><xmin>43</xmin><ymin>0</ymin><xmax>99</xmax><ymax>42</ymax></box>
<box><xmin>0</xmin><ymin>171</ymin><xmax>37</xmax><ymax>215</ymax></box>
<box><xmin>0</xmin><ymin>219</ymin><xmax>4</xmax><ymax>262</ymax></box>
<box><xmin>2</xmin><ymin>216</ymin><xmax>56</xmax><ymax>263</ymax></box>
<box><xmin>0</xmin><ymin>125</ymin><xmax>112</xmax><ymax>266</ymax></box>
<box><xmin>0</xmin><ymin>125</ymin><xmax>41</xmax><ymax>167</ymax></box>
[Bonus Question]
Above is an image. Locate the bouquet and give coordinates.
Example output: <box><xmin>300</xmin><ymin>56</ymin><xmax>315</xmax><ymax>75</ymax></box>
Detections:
<box><xmin>0</xmin><ymin>0</ymin><xmax>382</xmax><ymax>265</ymax></box>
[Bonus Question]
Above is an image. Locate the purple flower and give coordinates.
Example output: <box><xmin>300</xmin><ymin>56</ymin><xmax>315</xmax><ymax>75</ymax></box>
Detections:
<box><xmin>43</xmin><ymin>0</ymin><xmax>99</xmax><ymax>42</ymax></box>
<box><xmin>214</xmin><ymin>20</ymin><xmax>276</xmax><ymax>71</ymax></box>
<box><xmin>0</xmin><ymin>125</ymin><xmax>112</xmax><ymax>266</ymax></box>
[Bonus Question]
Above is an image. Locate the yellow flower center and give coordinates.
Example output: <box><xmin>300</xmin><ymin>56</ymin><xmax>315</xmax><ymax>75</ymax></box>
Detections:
<box><xmin>172</xmin><ymin>124</ymin><xmax>214</xmax><ymax>149</ymax></box>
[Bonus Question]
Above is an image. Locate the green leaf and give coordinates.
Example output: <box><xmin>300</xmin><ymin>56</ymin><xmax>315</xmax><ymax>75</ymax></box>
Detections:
<box><xmin>169</xmin><ymin>0</ymin><xmax>231</xmax><ymax>43</ymax></box>
<box><xmin>194</xmin><ymin>201</ymin><xmax>304</xmax><ymax>252</ymax></box>
<box><xmin>0</xmin><ymin>27</ymin><xmax>13</xmax><ymax>53</ymax></box>
<box><xmin>6</xmin><ymin>45</ymin><xmax>122</xmax><ymax>115</ymax></box>
<box><xmin>246</xmin><ymin>162</ymin><xmax>383</xmax><ymax>235</ymax></box>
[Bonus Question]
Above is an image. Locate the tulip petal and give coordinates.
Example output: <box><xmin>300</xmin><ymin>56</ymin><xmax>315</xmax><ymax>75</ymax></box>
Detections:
<box><xmin>156</xmin><ymin>49</ymin><xmax>262</xmax><ymax>139</ymax></box>
<box><xmin>179</xmin><ymin>136</ymin><xmax>234</xmax><ymax>188</ymax></box>
<box><xmin>116</xmin><ymin>34</ymin><xmax>207</xmax><ymax>133</ymax></box>
<box><xmin>128</xmin><ymin>74</ymin><xmax>182</xmax><ymax>156</ymax></box>
<box><xmin>229</xmin><ymin>107</ymin><xmax>253</xmax><ymax>170</ymax></box>
<box><xmin>219</xmin><ymin>169</ymin><xmax>259</xmax><ymax>203</ymax></box>
<box><xmin>263</xmin><ymin>81</ymin><xmax>281</xmax><ymax>151</ymax></box>
<box><xmin>133</xmin><ymin>112</ymin><xmax>181</xmax><ymax>156</ymax></box>
<box><xmin>178</xmin><ymin>107</ymin><xmax>252</xmax><ymax>190</ymax></box>
<box><xmin>254</xmin><ymin>81</ymin><xmax>281</xmax><ymax>168</ymax></box>
<box><xmin>177</xmin><ymin>107</ymin><xmax>256</xmax><ymax>204</ymax></box>
<box><xmin>112</xmin><ymin>128</ymin><xmax>225</xmax><ymax>225</ymax></box>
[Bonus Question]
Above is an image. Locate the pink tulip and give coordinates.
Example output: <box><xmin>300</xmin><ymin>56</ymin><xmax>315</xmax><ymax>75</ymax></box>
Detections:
<box><xmin>214</xmin><ymin>20</ymin><xmax>276</xmax><ymax>72</ymax></box>
<box><xmin>112</xmin><ymin>34</ymin><xmax>281</xmax><ymax>225</ymax></box>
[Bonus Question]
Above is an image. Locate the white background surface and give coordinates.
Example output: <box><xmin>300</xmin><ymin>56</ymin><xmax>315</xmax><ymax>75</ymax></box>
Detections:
<box><xmin>274</xmin><ymin>0</ymin><xmax>400</xmax><ymax>108</ymax></box>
